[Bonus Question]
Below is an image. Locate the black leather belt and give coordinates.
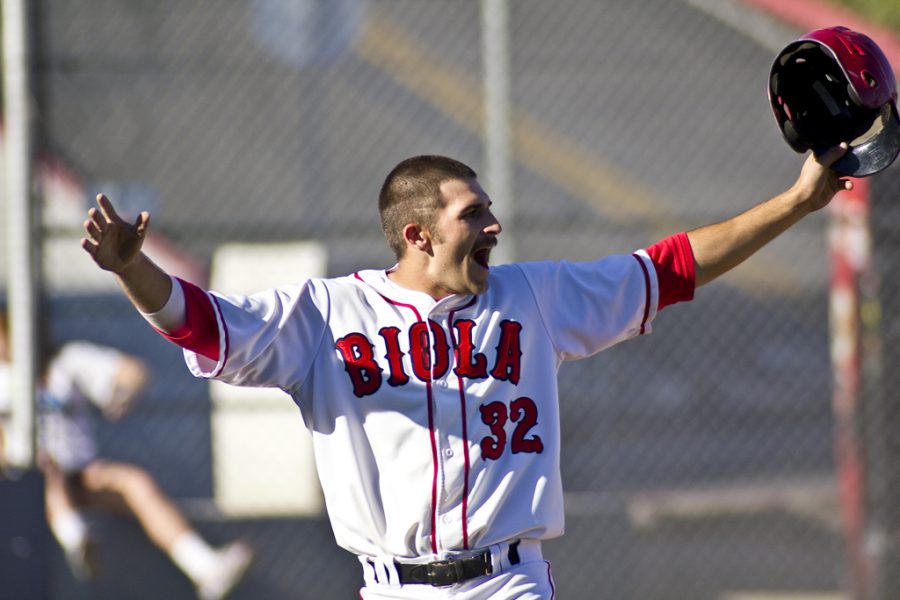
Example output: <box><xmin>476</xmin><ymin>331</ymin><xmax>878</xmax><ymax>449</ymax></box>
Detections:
<box><xmin>394</xmin><ymin>541</ymin><xmax>521</xmax><ymax>587</ymax></box>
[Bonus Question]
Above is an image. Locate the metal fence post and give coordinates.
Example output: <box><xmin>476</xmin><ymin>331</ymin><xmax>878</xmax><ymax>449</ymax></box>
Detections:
<box><xmin>481</xmin><ymin>0</ymin><xmax>515</xmax><ymax>264</ymax></box>
<box><xmin>2</xmin><ymin>0</ymin><xmax>38</xmax><ymax>469</ymax></box>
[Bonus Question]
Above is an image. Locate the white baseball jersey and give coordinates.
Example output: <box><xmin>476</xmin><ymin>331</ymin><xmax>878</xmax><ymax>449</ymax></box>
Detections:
<box><xmin>39</xmin><ymin>342</ymin><xmax>127</xmax><ymax>472</ymax></box>
<box><xmin>179</xmin><ymin>251</ymin><xmax>662</xmax><ymax>560</ymax></box>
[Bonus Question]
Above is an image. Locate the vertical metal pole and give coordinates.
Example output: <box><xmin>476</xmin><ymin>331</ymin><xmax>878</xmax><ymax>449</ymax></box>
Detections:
<box><xmin>481</xmin><ymin>0</ymin><xmax>515</xmax><ymax>264</ymax></box>
<box><xmin>827</xmin><ymin>186</ymin><xmax>871</xmax><ymax>600</ymax></box>
<box><xmin>3</xmin><ymin>0</ymin><xmax>37</xmax><ymax>469</ymax></box>
<box><xmin>864</xmin><ymin>171</ymin><xmax>900</xmax><ymax>600</ymax></box>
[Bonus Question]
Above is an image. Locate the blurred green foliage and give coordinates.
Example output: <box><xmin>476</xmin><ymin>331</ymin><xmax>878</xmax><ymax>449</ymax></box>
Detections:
<box><xmin>828</xmin><ymin>0</ymin><xmax>900</xmax><ymax>32</ymax></box>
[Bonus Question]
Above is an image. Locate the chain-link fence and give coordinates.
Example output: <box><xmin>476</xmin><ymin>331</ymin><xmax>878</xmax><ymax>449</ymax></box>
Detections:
<box><xmin>7</xmin><ymin>0</ymin><xmax>898</xmax><ymax>598</ymax></box>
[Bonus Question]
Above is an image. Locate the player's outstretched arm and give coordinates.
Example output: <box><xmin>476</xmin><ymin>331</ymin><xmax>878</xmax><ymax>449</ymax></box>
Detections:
<box><xmin>687</xmin><ymin>143</ymin><xmax>852</xmax><ymax>287</ymax></box>
<box><xmin>81</xmin><ymin>194</ymin><xmax>173</xmax><ymax>314</ymax></box>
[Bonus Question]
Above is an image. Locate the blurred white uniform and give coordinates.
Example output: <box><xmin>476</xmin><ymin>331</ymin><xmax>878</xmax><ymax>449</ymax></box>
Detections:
<box><xmin>39</xmin><ymin>342</ymin><xmax>126</xmax><ymax>472</ymax></box>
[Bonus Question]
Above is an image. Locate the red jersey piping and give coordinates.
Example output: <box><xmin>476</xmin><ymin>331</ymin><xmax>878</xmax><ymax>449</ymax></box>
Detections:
<box><xmin>447</xmin><ymin>295</ymin><xmax>478</xmax><ymax>550</ymax></box>
<box><xmin>354</xmin><ymin>271</ymin><xmax>440</xmax><ymax>555</ymax></box>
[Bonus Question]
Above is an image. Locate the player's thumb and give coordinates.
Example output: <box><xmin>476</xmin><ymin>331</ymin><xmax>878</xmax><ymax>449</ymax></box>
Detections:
<box><xmin>816</xmin><ymin>142</ymin><xmax>849</xmax><ymax>168</ymax></box>
<box><xmin>135</xmin><ymin>211</ymin><xmax>151</xmax><ymax>236</ymax></box>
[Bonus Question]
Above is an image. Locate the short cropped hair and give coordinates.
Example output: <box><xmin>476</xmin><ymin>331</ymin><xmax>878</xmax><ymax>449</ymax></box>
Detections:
<box><xmin>378</xmin><ymin>155</ymin><xmax>477</xmax><ymax>259</ymax></box>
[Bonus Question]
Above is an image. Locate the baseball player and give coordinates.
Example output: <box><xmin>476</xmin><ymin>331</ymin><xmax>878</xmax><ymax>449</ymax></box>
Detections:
<box><xmin>81</xmin><ymin>145</ymin><xmax>851</xmax><ymax>599</ymax></box>
<box><xmin>0</xmin><ymin>311</ymin><xmax>253</xmax><ymax>600</ymax></box>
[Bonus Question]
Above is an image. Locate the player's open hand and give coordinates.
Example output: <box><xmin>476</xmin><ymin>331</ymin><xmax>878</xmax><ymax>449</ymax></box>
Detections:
<box><xmin>81</xmin><ymin>194</ymin><xmax>151</xmax><ymax>274</ymax></box>
<box><xmin>793</xmin><ymin>143</ymin><xmax>854</xmax><ymax>213</ymax></box>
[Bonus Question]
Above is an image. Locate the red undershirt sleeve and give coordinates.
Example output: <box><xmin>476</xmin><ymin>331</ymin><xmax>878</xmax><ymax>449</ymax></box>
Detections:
<box><xmin>644</xmin><ymin>232</ymin><xmax>696</xmax><ymax>310</ymax></box>
<box><xmin>156</xmin><ymin>278</ymin><xmax>221</xmax><ymax>361</ymax></box>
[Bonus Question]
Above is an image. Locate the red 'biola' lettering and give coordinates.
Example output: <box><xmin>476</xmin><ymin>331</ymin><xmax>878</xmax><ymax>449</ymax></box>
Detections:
<box><xmin>490</xmin><ymin>320</ymin><xmax>522</xmax><ymax>384</ymax></box>
<box><xmin>453</xmin><ymin>319</ymin><xmax>488</xmax><ymax>379</ymax></box>
<box><xmin>378</xmin><ymin>326</ymin><xmax>409</xmax><ymax>387</ymax></box>
<box><xmin>336</xmin><ymin>319</ymin><xmax>523</xmax><ymax>396</ymax></box>
<box><xmin>335</xmin><ymin>333</ymin><xmax>383</xmax><ymax>397</ymax></box>
<box><xmin>409</xmin><ymin>321</ymin><xmax>450</xmax><ymax>382</ymax></box>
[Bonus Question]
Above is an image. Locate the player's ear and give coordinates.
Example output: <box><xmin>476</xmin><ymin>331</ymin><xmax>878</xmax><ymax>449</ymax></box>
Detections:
<box><xmin>401</xmin><ymin>223</ymin><xmax>432</xmax><ymax>255</ymax></box>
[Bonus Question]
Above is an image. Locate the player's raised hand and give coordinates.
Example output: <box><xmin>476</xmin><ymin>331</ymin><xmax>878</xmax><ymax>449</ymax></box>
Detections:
<box><xmin>793</xmin><ymin>143</ymin><xmax>854</xmax><ymax>213</ymax></box>
<box><xmin>81</xmin><ymin>194</ymin><xmax>151</xmax><ymax>274</ymax></box>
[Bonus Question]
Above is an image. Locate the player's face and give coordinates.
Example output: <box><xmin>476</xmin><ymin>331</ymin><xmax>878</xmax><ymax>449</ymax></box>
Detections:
<box><xmin>426</xmin><ymin>178</ymin><xmax>502</xmax><ymax>297</ymax></box>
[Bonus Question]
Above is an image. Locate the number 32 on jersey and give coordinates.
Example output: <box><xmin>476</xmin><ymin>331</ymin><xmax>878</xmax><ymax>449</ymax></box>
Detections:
<box><xmin>335</xmin><ymin>318</ymin><xmax>544</xmax><ymax>461</ymax></box>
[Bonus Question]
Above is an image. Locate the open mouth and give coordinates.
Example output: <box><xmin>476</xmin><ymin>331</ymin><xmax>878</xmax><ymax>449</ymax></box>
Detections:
<box><xmin>473</xmin><ymin>247</ymin><xmax>491</xmax><ymax>269</ymax></box>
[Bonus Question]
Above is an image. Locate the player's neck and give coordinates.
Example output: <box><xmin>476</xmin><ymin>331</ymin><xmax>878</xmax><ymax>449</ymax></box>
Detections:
<box><xmin>387</xmin><ymin>260</ymin><xmax>454</xmax><ymax>301</ymax></box>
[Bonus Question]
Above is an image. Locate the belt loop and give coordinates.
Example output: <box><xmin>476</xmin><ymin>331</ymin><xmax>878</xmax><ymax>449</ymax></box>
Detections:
<box><xmin>489</xmin><ymin>542</ymin><xmax>504</xmax><ymax>574</ymax></box>
<box><xmin>360</xmin><ymin>557</ymin><xmax>377</xmax><ymax>587</ymax></box>
<box><xmin>364</xmin><ymin>555</ymin><xmax>402</xmax><ymax>588</ymax></box>
<box><xmin>383</xmin><ymin>557</ymin><xmax>401</xmax><ymax>587</ymax></box>
<box><xmin>374</xmin><ymin>558</ymin><xmax>390</xmax><ymax>586</ymax></box>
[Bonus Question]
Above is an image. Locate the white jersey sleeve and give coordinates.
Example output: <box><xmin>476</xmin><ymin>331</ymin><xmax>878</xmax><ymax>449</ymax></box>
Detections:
<box><xmin>516</xmin><ymin>252</ymin><xmax>658</xmax><ymax>360</ymax></box>
<box><xmin>183</xmin><ymin>280</ymin><xmax>330</xmax><ymax>393</ymax></box>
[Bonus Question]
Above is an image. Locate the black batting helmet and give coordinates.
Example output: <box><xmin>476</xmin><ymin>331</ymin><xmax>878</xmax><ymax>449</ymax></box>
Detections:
<box><xmin>769</xmin><ymin>26</ymin><xmax>900</xmax><ymax>177</ymax></box>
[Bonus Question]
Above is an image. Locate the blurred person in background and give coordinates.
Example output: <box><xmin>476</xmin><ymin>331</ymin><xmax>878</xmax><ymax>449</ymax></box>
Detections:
<box><xmin>0</xmin><ymin>310</ymin><xmax>253</xmax><ymax>600</ymax></box>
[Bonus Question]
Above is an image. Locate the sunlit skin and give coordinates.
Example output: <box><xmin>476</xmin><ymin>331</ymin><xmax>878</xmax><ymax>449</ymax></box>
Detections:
<box><xmin>388</xmin><ymin>178</ymin><xmax>502</xmax><ymax>299</ymax></box>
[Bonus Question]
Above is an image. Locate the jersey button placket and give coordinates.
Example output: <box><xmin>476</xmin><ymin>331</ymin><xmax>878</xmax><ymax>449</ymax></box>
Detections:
<box><xmin>428</xmin><ymin>313</ymin><xmax>449</xmax><ymax>552</ymax></box>
<box><xmin>435</xmin><ymin>313</ymin><xmax>463</xmax><ymax>552</ymax></box>
<box><xmin>440</xmin><ymin>311</ymin><xmax>471</xmax><ymax>552</ymax></box>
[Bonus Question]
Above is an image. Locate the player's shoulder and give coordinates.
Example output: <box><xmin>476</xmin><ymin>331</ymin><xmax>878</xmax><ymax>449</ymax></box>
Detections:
<box><xmin>498</xmin><ymin>254</ymin><xmax>644</xmax><ymax>293</ymax></box>
<box><xmin>334</xmin><ymin>268</ymin><xmax>396</xmax><ymax>293</ymax></box>
<box><xmin>217</xmin><ymin>274</ymin><xmax>362</xmax><ymax>319</ymax></box>
<box><xmin>512</xmin><ymin>253</ymin><xmax>642</xmax><ymax>276</ymax></box>
<box><xmin>235</xmin><ymin>275</ymin><xmax>335</xmax><ymax>306</ymax></box>
<box><xmin>327</xmin><ymin>271</ymin><xmax>371</xmax><ymax>287</ymax></box>
<box><xmin>488</xmin><ymin>260</ymin><xmax>565</xmax><ymax>289</ymax></box>
<box><xmin>485</xmin><ymin>262</ymin><xmax>528</xmax><ymax>285</ymax></box>
<box><xmin>481</xmin><ymin>263</ymin><xmax>536</xmax><ymax>301</ymax></box>
<box><xmin>310</xmin><ymin>271</ymin><xmax>375</xmax><ymax>297</ymax></box>
<box><xmin>289</xmin><ymin>271</ymin><xmax>379</xmax><ymax>309</ymax></box>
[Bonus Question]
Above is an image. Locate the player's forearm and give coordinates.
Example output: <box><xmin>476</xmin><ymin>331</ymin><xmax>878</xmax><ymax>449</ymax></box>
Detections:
<box><xmin>687</xmin><ymin>188</ymin><xmax>810</xmax><ymax>287</ymax></box>
<box><xmin>114</xmin><ymin>252</ymin><xmax>174</xmax><ymax>314</ymax></box>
